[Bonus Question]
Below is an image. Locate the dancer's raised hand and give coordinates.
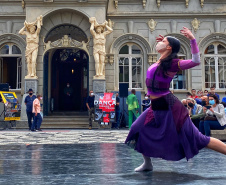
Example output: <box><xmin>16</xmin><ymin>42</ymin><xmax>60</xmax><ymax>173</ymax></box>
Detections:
<box><xmin>156</xmin><ymin>35</ymin><xmax>164</xmax><ymax>42</ymax></box>
<box><xmin>180</xmin><ymin>27</ymin><xmax>195</xmax><ymax>40</ymax></box>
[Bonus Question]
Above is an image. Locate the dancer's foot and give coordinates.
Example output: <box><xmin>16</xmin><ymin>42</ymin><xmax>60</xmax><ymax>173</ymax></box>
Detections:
<box><xmin>134</xmin><ymin>162</ymin><xmax>153</xmax><ymax>172</ymax></box>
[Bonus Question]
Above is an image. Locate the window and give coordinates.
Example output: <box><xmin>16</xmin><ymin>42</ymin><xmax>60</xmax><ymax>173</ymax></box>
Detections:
<box><xmin>119</xmin><ymin>44</ymin><xmax>143</xmax><ymax>89</ymax></box>
<box><xmin>204</xmin><ymin>43</ymin><xmax>226</xmax><ymax>89</ymax></box>
<box><xmin>170</xmin><ymin>48</ymin><xmax>187</xmax><ymax>90</ymax></box>
<box><xmin>0</xmin><ymin>43</ymin><xmax>22</xmax><ymax>89</ymax></box>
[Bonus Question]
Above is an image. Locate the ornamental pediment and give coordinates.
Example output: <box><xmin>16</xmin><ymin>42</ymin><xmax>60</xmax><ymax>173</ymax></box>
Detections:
<box><xmin>43</xmin><ymin>35</ymin><xmax>90</xmax><ymax>55</ymax></box>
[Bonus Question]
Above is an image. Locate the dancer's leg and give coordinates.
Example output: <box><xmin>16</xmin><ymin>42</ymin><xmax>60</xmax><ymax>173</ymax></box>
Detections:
<box><xmin>135</xmin><ymin>155</ymin><xmax>153</xmax><ymax>172</ymax></box>
<box><xmin>207</xmin><ymin>137</ymin><xmax>226</xmax><ymax>155</ymax></box>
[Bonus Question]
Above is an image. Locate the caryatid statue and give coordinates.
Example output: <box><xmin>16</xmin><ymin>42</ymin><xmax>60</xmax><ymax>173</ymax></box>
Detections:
<box><xmin>89</xmin><ymin>17</ymin><xmax>113</xmax><ymax>78</ymax></box>
<box><xmin>19</xmin><ymin>15</ymin><xmax>43</xmax><ymax>79</ymax></box>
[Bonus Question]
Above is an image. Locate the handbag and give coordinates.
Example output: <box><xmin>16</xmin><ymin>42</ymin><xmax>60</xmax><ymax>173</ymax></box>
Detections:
<box><xmin>204</xmin><ymin>115</ymin><xmax>217</xmax><ymax>121</ymax></box>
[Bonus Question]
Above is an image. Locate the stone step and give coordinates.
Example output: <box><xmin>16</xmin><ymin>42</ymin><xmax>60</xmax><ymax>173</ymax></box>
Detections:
<box><xmin>211</xmin><ymin>129</ymin><xmax>226</xmax><ymax>141</ymax></box>
<box><xmin>43</xmin><ymin>118</ymin><xmax>89</xmax><ymax>122</ymax></box>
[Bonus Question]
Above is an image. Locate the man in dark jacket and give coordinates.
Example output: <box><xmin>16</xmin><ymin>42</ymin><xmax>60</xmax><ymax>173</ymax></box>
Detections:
<box><xmin>86</xmin><ymin>90</ymin><xmax>95</xmax><ymax>129</ymax></box>
<box><xmin>24</xmin><ymin>89</ymin><xmax>36</xmax><ymax>130</ymax></box>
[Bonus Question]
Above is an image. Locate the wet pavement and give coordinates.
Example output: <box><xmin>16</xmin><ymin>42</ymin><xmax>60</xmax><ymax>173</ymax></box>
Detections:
<box><xmin>0</xmin><ymin>143</ymin><xmax>226</xmax><ymax>185</ymax></box>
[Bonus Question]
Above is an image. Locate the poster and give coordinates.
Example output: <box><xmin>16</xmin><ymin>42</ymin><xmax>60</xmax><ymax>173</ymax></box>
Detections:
<box><xmin>94</xmin><ymin>93</ymin><xmax>116</xmax><ymax>123</ymax></box>
<box><xmin>0</xmin><ymin>91</ymin><xmax>21</xmax><ymax>121</ymax></box>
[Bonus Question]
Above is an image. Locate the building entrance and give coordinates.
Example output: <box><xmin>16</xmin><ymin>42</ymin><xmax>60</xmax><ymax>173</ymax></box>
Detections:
<box><xmin>51</xmin><ymin>49</ymin><xmax>88</xmax><ymax>111</ymax></box>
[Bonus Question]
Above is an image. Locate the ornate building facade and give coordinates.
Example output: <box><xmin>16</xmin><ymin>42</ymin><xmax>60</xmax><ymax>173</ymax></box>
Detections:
<box><xmin>0</xmin><ymin>0</ymin><xmax>226</xmax><ymax>116</ymax></box>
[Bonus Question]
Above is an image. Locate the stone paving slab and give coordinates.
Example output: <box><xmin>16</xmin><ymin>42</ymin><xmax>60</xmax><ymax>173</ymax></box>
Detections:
<box><xmin>0</xmin><ymin>130</ymin><xmax>129</xmax><ymax>145</ymax></box>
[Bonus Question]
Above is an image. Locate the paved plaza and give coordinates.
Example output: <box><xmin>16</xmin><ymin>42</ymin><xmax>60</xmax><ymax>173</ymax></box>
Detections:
<box><xmin>0</xmin><ymin>130</ymin><xmax>129</xmax><ymax>145</ymax></box>
<box><xmin>0</xmin><ymin>130</ymin><xmax>226</xmax><ymax>185</ymax></box>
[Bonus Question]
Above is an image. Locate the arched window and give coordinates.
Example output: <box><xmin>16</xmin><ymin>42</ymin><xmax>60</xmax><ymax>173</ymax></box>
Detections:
<box><xmin>204</xmin><ymin>43</ymin><xmax>226</xmax><ymax>89</ymax></box>
<box><xmin>170</xmin><ymin>47</ymin><xmax>187</xmax><ymax>90</ymax></box>
<box><xmin>118</xmin><ymin>44</ymin><xmax>143</xmax><ymax>89</ymax></box>
<box><xmin>0</xmin><ymin>43</ymin><xmax>22</xmax><ymax>89</ymax></box>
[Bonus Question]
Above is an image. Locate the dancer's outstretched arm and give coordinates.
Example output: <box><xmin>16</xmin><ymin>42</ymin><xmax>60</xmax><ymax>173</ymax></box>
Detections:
<box><xmin>177</xmin><ymin>27</ymin><xmax>200</xmax><ymax>70</ymax></box>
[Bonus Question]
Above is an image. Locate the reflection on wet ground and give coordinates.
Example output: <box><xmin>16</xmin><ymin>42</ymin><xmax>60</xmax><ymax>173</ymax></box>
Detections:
<box><xmin>0</xmin><ymin>144</ymin><xmax>225</xmax><ymax>185</ymax></box>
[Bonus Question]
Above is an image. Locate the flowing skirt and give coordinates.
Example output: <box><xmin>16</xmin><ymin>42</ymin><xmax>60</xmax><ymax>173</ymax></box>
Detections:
<box><xmin>125</xmin><ymin>93</ymin><xmax>210</xmax><ymax>161</ymax></box>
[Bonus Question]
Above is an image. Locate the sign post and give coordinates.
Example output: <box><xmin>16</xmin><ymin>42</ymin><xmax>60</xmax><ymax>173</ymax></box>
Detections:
<box><xmin>94</xmin><ymin>92</ymin><xmax>116</xmax><ymax>128</ymax></box>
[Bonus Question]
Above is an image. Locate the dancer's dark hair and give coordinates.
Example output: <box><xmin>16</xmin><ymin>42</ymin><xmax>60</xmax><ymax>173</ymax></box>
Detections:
<box><xmin>152</xmin><ymin>36</ymin><xmax>181</xmax><ymax>92</ymax></box>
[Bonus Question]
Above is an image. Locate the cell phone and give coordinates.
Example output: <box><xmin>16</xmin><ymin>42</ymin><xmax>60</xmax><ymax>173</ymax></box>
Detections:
<box><xmin>205</xmin><ymin>105</ymin><xmax>211</xmax><ymax>109</ymax></box>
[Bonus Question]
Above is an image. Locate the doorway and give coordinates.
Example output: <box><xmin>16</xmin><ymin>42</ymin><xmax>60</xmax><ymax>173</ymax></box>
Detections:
<box><xmin>51</xmin><ymin>48</ymin><xmax>89</xmax><ymax>111</ymax></box>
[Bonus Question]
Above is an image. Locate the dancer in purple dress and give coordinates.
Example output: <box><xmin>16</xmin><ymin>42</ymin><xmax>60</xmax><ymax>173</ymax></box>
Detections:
<box><xmin>125</xmin><ymin>27</ymin><xmax>226</xmax><ymax>172</ymax></box>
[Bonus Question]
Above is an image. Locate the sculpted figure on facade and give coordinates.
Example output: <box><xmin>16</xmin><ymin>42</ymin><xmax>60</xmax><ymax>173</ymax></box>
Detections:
<box><xmin>89</xmin><ymin>17</ymin><xmax>113</xmax><ymax>79</ymax></box>
<box><xmin>19</xmin><ymin>15</ymin><xmax>43</xmax><ymax>79</ymax></box>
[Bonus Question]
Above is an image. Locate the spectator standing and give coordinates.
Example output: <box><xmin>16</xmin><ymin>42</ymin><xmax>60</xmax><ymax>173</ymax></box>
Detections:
<box><xmin>113</xmin><ymin>93</ymin><xmax>120</xmax><ymax>129</ymax></box>
<box><xmin>86</xmin><ymin>90</ymin><xmax>95</xmax><ymax>130</ymax></box>
<box><xmin>199</xmin><ymin>94</ymin><xmax>226</xmax><ymax>136</ymax></box>
<box><xmin>24</xmin><ymin>89</ymin><xmax>36</xmax><ymax>131</ymax></box>
<box><xmin>191</xmin><ymin>89</ymin><xmax>198</xmax><ymax>99</ymax></box>
<box><xmin>126</xmin><ymin>89</ymin><xmax>140</xmax><ymax>128</ymax></box>
<box><xmin>208</xmin><ymin>86</ymin><xmax>220</xmax><ymax>100</ymax></box>
<box><xmin>142</xmin><ymin>94</ymin><xmax>151</xmax><ymax>112</ymax></box>
<box><xmin>31</xmin><ymin>94</ymin><xmax>43</xmax><ymax>132</ymax></box>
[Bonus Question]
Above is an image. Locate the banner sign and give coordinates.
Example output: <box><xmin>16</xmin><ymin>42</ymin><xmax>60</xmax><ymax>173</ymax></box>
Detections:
<box><xmin>0</xmin><ymin>91</ymin><xmax>21</xmax><ymax>121</ymax></box>
<box><xmin>94</xmin><ymin>93</ymin><xmax>116</xmax><ymax>123</ymax></box>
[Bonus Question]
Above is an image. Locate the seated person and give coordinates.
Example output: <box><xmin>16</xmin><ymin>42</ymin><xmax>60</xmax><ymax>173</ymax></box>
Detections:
<box><xmin>181</xmin><ymin>99</ymin><xmax>187</xmax><ymax>108</ymax></box>
<box><xmin>222</xmin><ymin>91</ymin><xmax>226</xmax><ymax>103</ymax></box>
<box><xmin>199</xmin><ymin>94</ymin><xmax>226</xmax><ymax>136</ymax></box>
<box><xmin>187</xmin><ymin>98</ymin><xmax>202</xmax><ymax>128</ymax></box>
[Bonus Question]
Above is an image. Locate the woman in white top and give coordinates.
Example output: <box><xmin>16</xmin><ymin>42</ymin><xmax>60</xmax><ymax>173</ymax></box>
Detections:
<box><xmin>199</xmin><ymin>94</ymin><xmax>226</xmax><ymax>136</ymax></box>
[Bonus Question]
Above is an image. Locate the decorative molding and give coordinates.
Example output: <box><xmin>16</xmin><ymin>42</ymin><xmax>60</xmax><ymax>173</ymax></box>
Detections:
<box><xmin>200</xmin><ymin>0</ymin><xmax>204</xmax><ymax>7</ymax></box>
<box><xmin>191</xmin><ymin>18</ymin><xmax>200</xmax><ymax>33</ymax></box>
<box><xmin>199</xmin><ymin>33</ymin><xmax>226</xmax><ymax>49</ymax></box>
<box><xmin>114</xmin><ymin>0</ymin><xmax>118</xmax><ymax>9</ymax></box>
<box><xmin>157</xmin><ymin>0</ymin><xmax>160</xmax><ymax>8</ymax></box>
<box><xmin>108</xmin><ymin>19</ymin><xmax>114</xmax><ymax>29</ymax></box>
<box><xmin>22</xmin><ymin>0</ymin><xmax>25</xmax><ymax>9</ymax></box>
<box><xmin>105</xmin><ymin>54</ymin><xmax>114</xmax><ymax>65</ymax></box>
<box><xmin>43</xmin><ymin>35</ymin><xmax>90</xmax><ymax>55</ymax></box>
<box><xmin>44</xmin><ymin>0</ymin><xmax>54</xmax><ymax>2</ymax></box>
<box><xmin>143</xmin><ymin>0</ymin><xmax>146</xmax><ymax>8</ymax></box>
<box><xmin>110</xmin><ymin>33</ymin><xmax>151</xmax><ymax>54</ymax></box>
<box><xmin>147</xmin><ymin>53</ymin><xmax>158</xmax><ymax>66</ymax></box>
<box><xmin>147</xmin><ymin>19</ymin><xmax>157</xmax><ymax>33</ymax></box>
<box><xmin>185</xmin><ymin>0</ymin><xmax>189</xmax><ymax>8</ymax></box>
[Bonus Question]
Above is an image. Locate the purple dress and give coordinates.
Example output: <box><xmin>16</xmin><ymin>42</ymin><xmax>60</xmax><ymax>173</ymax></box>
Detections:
<box><xmin>125</xmin><ymin>39</ymin><xmax>210</xmax><ymax>161</ymax></box>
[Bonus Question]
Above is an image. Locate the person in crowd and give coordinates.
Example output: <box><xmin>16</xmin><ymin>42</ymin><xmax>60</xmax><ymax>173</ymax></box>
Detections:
<box><xmin>195</xmin><ymin>90</ymin><xmax>203</xmax><ymax>105</ymax></box>
<box><xmin>186</xmin><ymin>92</ymin><xmax>192</xmax><ymax>98</ymax></box>
<box><xmin>221</xmin><ymin>102</ymin><xmax>226</xmax><ymax>115</ymax></box>
<box><xmin>126</xmin><ymin>89</ymin><xmax>140</xmax><ymax>128</ymax></box>
<box><xmin>31</xmin><ymin>94</ymin><xmax>43</xmax><ymax>132</ymax></box>
<box><xmin>208</xmin><ymin>86</ymin><xmax>220</xmax><ymax>100</ymax></box>
<box><xmin>199</xmin><ymin>94</ymin><xmax>226</xmax><ymax>136</ymax></box>
<box><xmin>222</xmin><ymin>91</ymin><xmax>226</xmax><ymax>103</ymax></box>
<box><xmin>191</xmin><ymin>89</ymin><xmax>198</xmax><ymax>99</ymax></box>
<box><xmin>187</xmin><ymin>98</ymin><xmax>202</xmax><ymax>128</ymax></box>
<box><xmin>64</xmin><ymin>82</ymin><xmax>74</xmax><ymax>110</ymax></box>
<box><xmin>181</xmin><ymin>99</ymin><xmax>187</xmax><ymax>107</ymax></box>
<box><xmin>24</xmin><ymin>89</ymin><xmax>36</xmax><ymax>131</ymax></box>
<box><xmin>142</xmin><ymin>94</ymin><xmax>151</xmax><ymax>112</ymax></box>
<box><xmin>112</xmin><ymin>93</ymin><xmax>120</xmax><ymax>129</ymax></box>
<box><xmin>0</xmin><ymin>95</ymin><xmax>3</xmax><ymax>103</ymax></box>
<box><xmin>204</xmin><ymin>90</ymin><xmax>209</xmax><ymax>96</ymax></box>
<box><xmin>86</xmin><ymin>90</ymin><xmax>95</xmax><ymax>130</ymax></box>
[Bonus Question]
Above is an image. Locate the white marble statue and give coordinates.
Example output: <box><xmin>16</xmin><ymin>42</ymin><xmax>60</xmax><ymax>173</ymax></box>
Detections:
<box><xmin>89</xmin><ymin>17</ymin><xmax>113</xmax><ymax>78</ymax></box>
<box><xmin>19</xmin><ymin>15</ymin><xmax>43</xmax><ymax>79</ymax></box>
